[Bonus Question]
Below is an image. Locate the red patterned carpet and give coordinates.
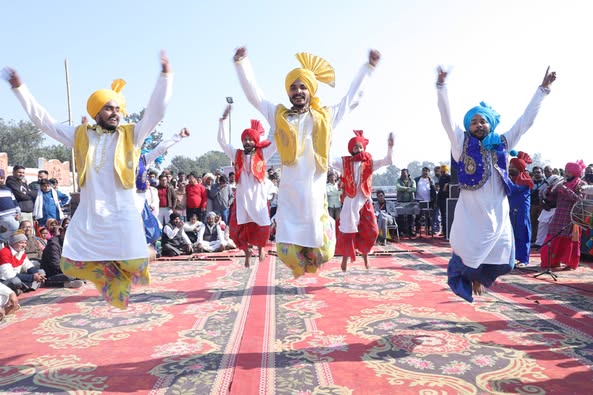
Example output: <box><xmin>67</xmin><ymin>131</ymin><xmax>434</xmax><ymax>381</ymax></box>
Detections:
<box><xmin>1</xmin><ymin>238</ymin><xmax>593</xmax><ymax>394</ymax></box>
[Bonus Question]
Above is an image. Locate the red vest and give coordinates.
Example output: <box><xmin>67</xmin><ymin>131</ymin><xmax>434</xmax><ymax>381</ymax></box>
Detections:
<box><xmin>234</xmin><ymin>148</ymin><xmax>266</xmax><ymax>183</ymax></box>
<box><xmin>341</xmin><ymin>156</ymin><xmax>373</xmax><ymax>198</ymax></box>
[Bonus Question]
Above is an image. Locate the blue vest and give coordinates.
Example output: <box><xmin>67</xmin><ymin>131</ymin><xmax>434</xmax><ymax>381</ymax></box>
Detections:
<box><xmin>454</xmin><ymin>134</ymin><xmax>513</xmax><ymax>196</ymax></box>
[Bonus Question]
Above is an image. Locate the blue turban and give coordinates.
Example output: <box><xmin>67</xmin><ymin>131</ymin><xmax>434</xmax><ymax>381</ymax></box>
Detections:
<box><xmin>463</xmin><ymin>101</ymin><xmax>501</xmax><ymax>150</ymax></box>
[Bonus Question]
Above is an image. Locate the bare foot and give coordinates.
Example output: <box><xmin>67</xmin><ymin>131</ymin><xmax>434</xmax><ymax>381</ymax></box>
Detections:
<box><xmin>258</xmin><ymin>247</ymin><xmax>265</xmax><ymax>262</ymax></box>
<box><xmin>244</xmin><ymin>248</ymin><xmax>251</xmax><ymax>268</ymax></box>
<box><xmin>341</xmin><ymin>257</ymin><xmax>348</xmax><ymax>272</ymax></box>
<box><xmin>363</xmin><ymin>254</ymin><xmax>369</xmax><ymax>269</ymax></box>
<box><xmin>472</xmin><ymin>280</ymin><xmax>485</xmax><ymax>296</ymax></box>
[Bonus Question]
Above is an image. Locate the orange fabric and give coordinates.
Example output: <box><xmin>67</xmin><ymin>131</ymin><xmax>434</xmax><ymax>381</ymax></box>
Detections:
<box><xmin>341</xmin><ymin>155</ymin><xmax>373</xmax><ymax>198</ymax></box>
<box><xmin>234</xmin><ymin>148</ymin><xmax>266</xmax><ymax>183</ymax></box>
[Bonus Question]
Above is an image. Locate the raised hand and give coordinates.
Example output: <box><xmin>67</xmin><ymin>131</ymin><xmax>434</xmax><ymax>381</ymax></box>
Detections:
<box><xmin>161</xmin><ymin>50</ymin><xmax>171</xmax><ymax>74</ymax></box>
<box><xmin>369</xmin><ymin>49</ymin><xmax>381</xmax><ymax>67</ymax></box>
<box><xmin>220</xmin><ymin>104</ymin><xmax>232</xmax><ymax>120</ymax></box>
<box><xmin>388</xmin><ymin>132</ymin><xmax>394</xmax><ymax>147</ymax></box>
<box><xmin>541</xmin><ymin>66</ymin><xmax>557</xmax><ymax>89</ymax></box>
<box><xmin>2</xmin><ymin>67</ymin><xmax>22</xmax><ymax>89</ymax></box>
<box><xmin>179</xmin><ymin>127</ymin><xmax>190</xmax><ymax>138</ymax></box>
<box><xmin>234</xmin><ymin>47</ymin><xmax>247</xmax><ymax>62</ymax></box>
<box><xmin>437</xmin><ymin>66</ymin><xmax>448</xmax><ymax>84</ymax></box>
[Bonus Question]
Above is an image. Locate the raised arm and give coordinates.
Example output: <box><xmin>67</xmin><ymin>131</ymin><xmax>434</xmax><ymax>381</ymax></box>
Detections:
<box><xmin>134</xmin><ymin>50</ymin><xmax>174</xmax><ymax>145</ymax></box>
<box><xmin>373</xmin><ymin>132</ymin><xmax>394</xmax><ymax>170</ymax></box>
<box><xmin>503</xmin><ymin>66</ymin><xmax>556</xmax><ymax>149</ymax></box>
<box><xmin>144</xmin><ymin>127</ymin><xmax>189</xmax><ymax>166</ymax></box>
<box><xmin>4</xmin><ymin>67</ymin><xmax>76</xmax><ymax>147</ymax></box>
<box><xmin>330</xmin><ymin>49</ymin><xmax>381</xmax><ymax>128</ymax></box>
<box><xmin>233</xmin><ymin>47</ymin><xmax>277</xmax><ymax>125</ymax></box>
<box><xmin>217</xmin><ymin>104</ymin><xmax>236</xmax><ymax>160</ymax></box>
<box><xmin>436</xmin><ymin>66</ymin><xmax>465</xmax><ymax>160</ymax></box>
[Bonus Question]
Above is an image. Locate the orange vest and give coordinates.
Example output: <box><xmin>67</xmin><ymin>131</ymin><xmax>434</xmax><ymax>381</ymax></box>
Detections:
<box><xmin>234</xmin><ymin>148</ymin><xmax>266</xmax><ymax>183</ymax></box>
<box><xmin>341</xmin><ymin>156</ymin><xmax>373</xmax><ymax>198</ymax></box>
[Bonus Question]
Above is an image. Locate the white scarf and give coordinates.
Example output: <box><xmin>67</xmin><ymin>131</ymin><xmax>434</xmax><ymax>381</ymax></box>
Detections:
<box><xmin>33</xmin><ymin>189</ymin><xmax>64</xmax><ymax>221</ymax></box>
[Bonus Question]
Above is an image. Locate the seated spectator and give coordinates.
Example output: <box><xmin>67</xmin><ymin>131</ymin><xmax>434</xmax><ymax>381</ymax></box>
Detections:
<box><xmin>32</xmin><ymin>179</ymin><xmax>70</xmax><ymax>227</ymax></box>
<box><xmin>20</xmin><ymin>220</ymin><xmax>44</xmax><ymax>267</ymax></box>
<box><xmin>183</xmin><ymin>214</ymin><xmax>203</xmax><ymax>245</ymax></box>
<box><xmin>374</xmin><ymin>189</ymin><xmax>398</xmax><ymax>245</ymax></box>
<box><xmin>36</xmin><ymin>227</ymin><xmax>50</xmax><ymax>248</ymax></box>
<box><xmin>0</xmin><ymin>282</ymin><xmax>20</xmax><ymax>320</ymax></box>
<box><xmin>215</xmin><ymin>213</ymin><xmax>236</xmax><ymax>250</ymax></box>
<box><xmin>197</xmin><ymin>211</ymin><xmax>227</xmax><ymax>252</ymax></box>
<box><xmin>40</xmin><ymin>227</ymin><xmax>83</xmax><ymax>288</ymax></box>
<box><xmin>161</xmin><ymin>212</ymin><xmax>193</xmax><ymax>257</ymax></box>
<box><xmin>45</xmin><ymin>218</ymin><xmax>61</xmax><ymax>238</ymax></box>
<box><xmin>0</xmin><ymin>231</ymin><xmax>46</xmax><ymax>293</ymax></box>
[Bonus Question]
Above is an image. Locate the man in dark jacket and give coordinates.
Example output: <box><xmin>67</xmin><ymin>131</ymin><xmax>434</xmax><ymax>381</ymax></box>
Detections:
<box><xmin>40</xmin><ymin>227</ymin><xmax>83</xmax><ymax>288</ymax></box>
<box><xmin>6</xmin><ymin>165</ymin><xmax>36</xmax><ymax>223</ymax></box>
<box><xmin>208</xmin><ymin>175</ymin><xmax>234</xmax><ymax>225</ymax></box>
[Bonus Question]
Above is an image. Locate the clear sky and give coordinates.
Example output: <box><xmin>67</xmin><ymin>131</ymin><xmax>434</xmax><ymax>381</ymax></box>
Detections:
<box><xmin>3</xmin><ymin>0</ymin><xmax>592</xmax><ymax>170</ymax></box>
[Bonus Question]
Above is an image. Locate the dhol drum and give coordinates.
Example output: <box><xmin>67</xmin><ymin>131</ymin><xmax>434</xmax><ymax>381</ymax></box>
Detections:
<box><xmin>570</xmin><ymin>199</ymin><xmax>593</xmax><ymax>230</ymax></box>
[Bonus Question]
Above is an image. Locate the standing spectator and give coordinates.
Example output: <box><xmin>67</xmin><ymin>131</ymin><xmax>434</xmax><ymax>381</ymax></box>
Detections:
<box><xmin>414</xmin><ymin>166</ymin><xmax>437</xmax><ymax>235</ymax></box>
<box><xmin>185</xmin><ymin>172</ymin><xmax>208</xmax><ymax>222</ymax></box>
<box><xmin>326</xmin><ymin>172</ymin><xmax>342</xmax><ymax>222</ymax></box>
<box><xmin>29</xmin><ymin>170</ymin><xmax>49</xmax><ymax>192</ymax></box>
<box><xmin>437</xmin><ymin>164</ymin><xmax>451</xmax><ymax>237</ymax></box>
<box><xmin>156</xmin><ymin>173</ymin><xmax>176</xmax><ymax>225</ymax></box>
<box><xmin>0</xmin><ymin>169</ymin><xmax>21</xmax><ymax>245</ymax></box>
<box><xmin>530</xmin><ymin>166</ymin><xmax>546</xmax><ymax>247</ymax></box>
<box><xmin>6</xmin><ymin>165</ymin><xmax>36</xmax><ymax>223</ymax></box>
<box><xmin>432</xmin><ymin>165</ymin><xmax>442</xmax><ymax>234</ymax></box>
<box><xmin>208</xmin><ymin>174</ymin><xmax>234</xmax><ymax>225</ymax></box>
<box><xmin>202</xmin><ymin>173</ymin><xmax>216</xmax><ymax>213</ymax></box>
<box><xmin>228</xmin><ymin>172</ymin><xmax>237</xmax><ymax>193</ymax></box>
<box><xmin>33</xmin><ymin>179</ymin><xmax>70</xmax><ymax>227</ymax></box>
<box><xmin>396</xmin><ymin>169</ymin><xmax>416</xmax><ymax>237</ymax></box>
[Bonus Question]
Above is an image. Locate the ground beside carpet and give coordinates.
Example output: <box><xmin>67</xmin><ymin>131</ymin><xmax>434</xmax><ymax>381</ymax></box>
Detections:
<box><xmin>1</xmin><ymin>239</ymin><xmax>592</xmax><ymax>394</ymax></box>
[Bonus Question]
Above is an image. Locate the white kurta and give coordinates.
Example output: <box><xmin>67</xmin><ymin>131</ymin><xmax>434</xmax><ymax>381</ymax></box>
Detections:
<box><xmin>438</xmin><ymin>84</ymin><xmax>549</xmax><ymax>268</ymax></box>
<box><xmin>14</xmin><ymin>74</ymin><xmax>172</xmax><ymax>261</ymax></box>
<box><xmin>217</xmin><ymin>118</ymin><xmax>276</xmax><ymax>227</ymax></box>
<box><xmin>235</xmin><ymin>57</ymin><xmax>374</xmax><ymax>248</ymax></box>
<box><xmin>331</xmin><ymin>147</ymin><xmax>393</xmax><ymax>233</ymax></box>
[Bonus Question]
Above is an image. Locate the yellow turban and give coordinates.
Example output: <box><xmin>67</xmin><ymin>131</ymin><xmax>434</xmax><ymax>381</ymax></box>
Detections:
<box><xmin>284</xmin><ymin>53</ymin><xmax>335</xmax><ymax>100</ymax></box>
<box><xmin>86</xmin><ymin>79</ymin><xmax>128</xmax><ymax>119</ymax></box>
<box><xmin>440</xmin><ymin>164</ymin><xmax>450</xmax><ymax>174</ymax></box>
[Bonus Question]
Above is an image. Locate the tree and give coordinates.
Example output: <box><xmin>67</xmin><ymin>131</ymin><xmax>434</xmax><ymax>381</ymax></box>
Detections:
<box><xmin>373</xmin><ymin>165</ymin><xmax>400</xmax><ymax>187</ymax></box>
<box><xmin>528</xmin><ymin>152</ymin><xmax>550</xmax><ymax>171</ymax></box>
<box><xmin>167</xmin><ymin>151</ymin><xmax>230</xmax><ymax>177</ymax></box>
<box><xmin>0</xmin><ymin>118</ymin><xmax>45</xmax><ymax>167</ymax></box>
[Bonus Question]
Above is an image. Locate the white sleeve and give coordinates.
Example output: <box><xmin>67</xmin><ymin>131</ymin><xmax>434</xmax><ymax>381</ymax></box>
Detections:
<box><xmin>145</xmin><ymin>133</ymin><xmax>183</xmax><ymax>165</ymax></box>
<box><xmin>437</xmin><ymin>84</ymin><xmax>464</xmax><ymax>161</ymax></box>
<box><xmin>0</xmin><ymin>263</ymin><xmax>16</xmax><ymax>281</ymax></box>
<box><xmin>13</xmin><ymin>84</ymin><xmax>76</xmax><ymax>147</ymax></box>
<box><xmin>0</xmin><ymin>282</ymin><xmax>14</xmax><ymax>307</ymax></box>
<box><xmin>502</xmin><ymin>87</ymin><xmax>549</xmax><ymax>150</ymax></box>
<box><xmin>329</xmin><ymin>63</ymin><xmax>375</xmax><ymax>128</ymax></box>
<box><xmin>234</xmin><ymin>57</ymin><xmax>278</xmax><ymax>130</ymax></box>
<box><xmin>372</xmin><ymin>143</ymin><xmax>394</xmax><ymax>170</ymax></box>
<box><xmin>133</xmin><ymin>73</ymin><xmax>173</xmax><ymax>146</ymax></box>
<box><xmin>217</xmin><ymin>118</ymin><xmax>237</xmax><ymax>160</ymax></box>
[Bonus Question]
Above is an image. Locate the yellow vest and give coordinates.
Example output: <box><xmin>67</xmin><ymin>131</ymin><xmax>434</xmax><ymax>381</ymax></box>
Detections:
<box><xmin>274</xmin><ymin>105</ymin><xmax>331</xmax><ymax>173</ymax></box>
<box><xmin>74</xmin><ymin>124</ymin><xmax>139</xmax><ymax>189</ymax></box>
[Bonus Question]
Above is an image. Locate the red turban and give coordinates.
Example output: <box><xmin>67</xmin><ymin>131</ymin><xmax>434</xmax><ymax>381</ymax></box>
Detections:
<box><xmin>510</xmin><ymin>151</ymin><xmax>533</xmax><ymax>188</ymax></box>
<box><xmin>241</xmin><ymin>119</ymin><xmax>271</xmax><ymax>149</ymax></box>
<box><xmin>348</xmin><ymin>130</ymin><xmax>369</xmax><ymax>154</ymax></box>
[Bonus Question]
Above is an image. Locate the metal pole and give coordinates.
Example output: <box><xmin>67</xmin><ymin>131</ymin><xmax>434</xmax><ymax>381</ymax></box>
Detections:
<box><xmin>65</xmin><ymin>59</ymin><xmax>78</xmax><ymax>193</ymax></box>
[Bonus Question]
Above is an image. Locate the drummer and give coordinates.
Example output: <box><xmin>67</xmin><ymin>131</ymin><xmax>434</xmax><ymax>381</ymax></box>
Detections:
<box><xmin>540</xmin><ymin>160</ymin><xmax>587</xmax><ymax>271</ymax></box>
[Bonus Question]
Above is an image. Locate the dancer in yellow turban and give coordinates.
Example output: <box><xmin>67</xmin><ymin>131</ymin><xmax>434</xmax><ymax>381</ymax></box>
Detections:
<box><xmin>233</xmin><ymin>46</ymin><xmax>380</xmax><ymax>277</ymax></box>
<box><xmin>3</xmin><ymin>51</ymin><xmax>173</xmax><ymax>309</ymax></box>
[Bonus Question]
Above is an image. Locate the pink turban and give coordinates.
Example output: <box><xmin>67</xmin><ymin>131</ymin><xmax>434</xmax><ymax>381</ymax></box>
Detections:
<box><xmin>565</xmin><ymin>160</ymin><xmax>586</xmax><ymax>177</ymax></box>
